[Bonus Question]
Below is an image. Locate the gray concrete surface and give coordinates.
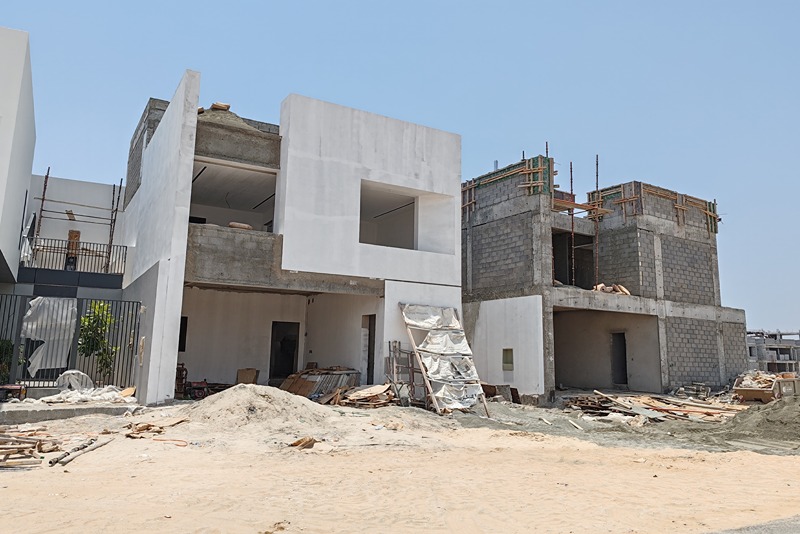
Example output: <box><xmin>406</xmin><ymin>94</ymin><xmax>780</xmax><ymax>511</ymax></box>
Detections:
<box><xmin>0</xmin><ymin>402</ymin><xmax>136</xmax><ymax>424</ymax></box>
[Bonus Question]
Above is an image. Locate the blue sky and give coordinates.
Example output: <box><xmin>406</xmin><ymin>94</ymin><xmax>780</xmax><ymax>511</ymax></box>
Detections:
<box><xmin>4</xmin><ymin>1</ymin><xmax>798</xmax><ymax>329</ymax></box>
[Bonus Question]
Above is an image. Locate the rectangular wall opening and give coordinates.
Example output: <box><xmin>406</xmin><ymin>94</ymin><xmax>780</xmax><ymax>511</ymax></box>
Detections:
<box><xmin>552</xmin><ymin>230</ymin><xmax>595</xmax><ymax>289</ymax></box>
<box><xmin>502</xmin><ymin>348</ymin><xmax>514</xmax><ymax>371</ymax></box>
<box><xmin>611</xmin><ymin>332</ymin><xmax>628</xmax><ymax>385</ymax></box>
<box><xmin>269</xmin><ymin>321</ymin><xmax>299</xmax><ymax>386</ymax></box>
<box><xmin>362</xmin><ymin>314</ymin><xmax>376</xmax><ymax>385</ymax></box>
<box><xmin>359</xmin><ymin>181</ymin><xmax>416</xmax><ymax>250</ymax></box>
<box><xmin>554</xmin><ymin>309</ymin><xmax>661</xmax><ymax>393</ymax></box>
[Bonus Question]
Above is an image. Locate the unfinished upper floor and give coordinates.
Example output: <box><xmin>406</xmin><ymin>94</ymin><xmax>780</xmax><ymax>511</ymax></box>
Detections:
<box><xmin>121</xmin><ymin>84</ymin><xmax>462</xmax><ymax>294</ymax></box>
<box><xmin>462</xmin><ymin>156</ymin><xmax>725</xmax><ymax>308</ymax></box>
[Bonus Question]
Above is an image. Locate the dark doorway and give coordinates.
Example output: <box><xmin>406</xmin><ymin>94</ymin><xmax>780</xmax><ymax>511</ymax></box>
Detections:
<box><xmin>611</xmin><ymin>332</ymin><xmax>628</xmax><ymax>386</ymax></box>
<box><xmin>269</xmin><ymin>321</ymin><xmax>299</xmax><ymax>385</ymax></box>
<box><xmin>362</xmin><ymin>314</ymin><xmax>376</xmax><ymax>385</ymax></box>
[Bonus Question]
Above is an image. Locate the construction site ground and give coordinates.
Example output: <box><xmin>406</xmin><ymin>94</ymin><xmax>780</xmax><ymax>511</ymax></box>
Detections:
<box><xmin>3</xmin><ymin>384</ymin><xmax>800</xmax><ymax>534</ymax></box>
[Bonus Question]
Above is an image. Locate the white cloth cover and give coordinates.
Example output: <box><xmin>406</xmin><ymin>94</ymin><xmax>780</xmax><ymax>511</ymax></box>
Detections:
<box><xmin>418</xmin><ymin>330</ymin><xmax>472</xmax><ymax>355</ymax></box>
<box><xmin>401</xmin><ymin>304</ymin><xmax>462</xmax><ymax>330</ymax></box>
<box><xmin>22</xmin><ymin>297</ymin><xmax>78</xmax><ymax>377</ymax></box>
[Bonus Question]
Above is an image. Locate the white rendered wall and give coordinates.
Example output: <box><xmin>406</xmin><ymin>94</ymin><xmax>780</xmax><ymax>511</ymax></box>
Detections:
<box><xmin>0</xmin><ymin>28</ymin><xmax>35</xmax><ymax>281</ymax></box>
<box><xmin>180</xmin><ymin>287</ymin><xmax>306</xmax><ymax>384</ymax></box>
<box><xmin>120</xmin><ymin>71</ymin><xmax>199</xmax><ymax>404</ymax></box>
<box><xmin>121</xmin><ymin>261</ymin><xmax>164</xmax><ymax>403</ymax></box>
<box><xmin>378</xmin><ymin>280</ymin><xmax>463</xmax><ymax>383</ymax></box>
<box><xmin>471</xmin><ymin>296</ymin><xmax>545</xmax><ymax>395</ymax></box>
<box><xmin>28</xmin><ymin>175</ymin><xmax>120</xmax><ymax>244</ymax></box>
<box><xmin>276</xmin><ymin>95</ymin><xmax>461</xmax><ymax>286</ymax></box>
<box><xmin>304</xmin><ymin>293</ymin><xmax>381</xmax><ymax>382</ymax></box>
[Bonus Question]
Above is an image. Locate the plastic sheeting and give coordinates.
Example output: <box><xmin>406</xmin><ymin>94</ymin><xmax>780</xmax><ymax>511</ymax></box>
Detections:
<box><xmin>418</xmin><ymin>330</ymin><xmax>472</xmax><ymax>355</ymax></box>
<box><xmin>419</xmin><ymin>352</ymin><xmax>479</xmax><ymax>382</ymax></box>
<box><xmin>400</xmin><ymin>302</ymin><xmax>483</xmax><ymax>411</ymax></box>
<box><xmin>401</xmin><ymin>304</ymin><xmax>462</xmax><ymax>330</ymax></box>
<box><xmin>430</xmin><ymin>382</ymin><xmax>484</xmax><ymax>410</ymax></box>
<box><xmin>22</xmin><ymin>297</ymin><xmax>78</xmax><ymax>377</ymax></box>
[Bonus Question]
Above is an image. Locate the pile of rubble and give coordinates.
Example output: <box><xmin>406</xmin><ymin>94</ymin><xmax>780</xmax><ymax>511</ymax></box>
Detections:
<box><xmin>733</xmin><ymin>369</ymin><xmax>798</xmax><ymax>403</ymax></box>
<box><xmin>568</xmin><ymin>390</ymin><xmax>747</xmax><ymax>424</ymax></box>
<box><xmin>316</xmin><ymin>384</ymin><xmax>396</xmax><ymax>408</ymax></box>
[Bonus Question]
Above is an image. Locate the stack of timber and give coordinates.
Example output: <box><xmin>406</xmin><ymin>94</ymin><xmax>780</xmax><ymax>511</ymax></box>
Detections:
<box><xmin>316</xmin><ymin>384</ymin><xmax>396</xmax><ymax>408</ymax></box>
<box><xmin>0</xmin><ymin>425</ymin><xmax>60</xmax><ymax>468</ymax></box>
<box><xmin>569</xmin><ymin>390</ymin><xmax>747</xmax><ymax>423</ymax></box>
<box><xmin>592</xmin><ymin>283</ymin><xmax>631</xmax><ymax>295</ymax></box>
<box><xmin>280</xmin><ymin>367</ymin><xmax>360</xmax><ymax>399</ymax></box>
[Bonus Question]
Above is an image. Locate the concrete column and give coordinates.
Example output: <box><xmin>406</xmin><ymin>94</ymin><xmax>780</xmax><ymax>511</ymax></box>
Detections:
<box><xmin>657</xmin><ymin>302</ymin><xmax>669</xmax><ymax>391</ymax></box>
<box><xmin>653</xmin><ymin>234</ymin><xmax>665</xmax><ymax>300</ymax></box>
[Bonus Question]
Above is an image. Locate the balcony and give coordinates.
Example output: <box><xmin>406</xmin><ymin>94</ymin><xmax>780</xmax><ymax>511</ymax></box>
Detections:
<box><xmin>20</xmin><ymin>237</ymin><xmax>127</xmax><ymax>275</ymax></box>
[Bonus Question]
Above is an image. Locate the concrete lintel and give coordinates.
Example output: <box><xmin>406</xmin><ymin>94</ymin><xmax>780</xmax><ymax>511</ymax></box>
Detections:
<box><xmin>464</xmin><ymin>194</ymin><xmax>539</xmax><ymax>229</ymax></box>
<box><xmin>551</xmin><ymin>212</ymin><xmax>595</xmax><ymax>235</ymax></box>
<box><xmin>551</xmin><ymin>286</ymin><xmax>658</xmax><ymax>315</ymax></box>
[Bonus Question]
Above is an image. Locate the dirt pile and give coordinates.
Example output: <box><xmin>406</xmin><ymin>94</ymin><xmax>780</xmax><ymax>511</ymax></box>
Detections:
<box><xmin>721</xmin><ymin>396</ymin><xmax>800</xmax><ymax>440</ymax></box>
<box><xmin>179</xmin><ymin>384</ymin><xmax>334</xmax><ymax>430</ymax></box>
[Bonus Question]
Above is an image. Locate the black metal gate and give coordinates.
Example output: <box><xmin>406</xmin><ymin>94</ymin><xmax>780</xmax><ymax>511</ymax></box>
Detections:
<box><xmin>0</xmin><ymin>294</ymin><xmax>140</xmax><ymax>388</ymax></box>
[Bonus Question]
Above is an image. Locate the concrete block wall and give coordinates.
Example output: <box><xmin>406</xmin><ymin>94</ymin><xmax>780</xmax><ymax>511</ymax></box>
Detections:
<box><xmin>470</xmin><ymin>213</ymin><xmax>534</xmax><ymax>295</ymax></box>
<box><xmin>597</xmin><ymin>226</ymin><xmax>641</xmax><ymax>295</ymax></box>
<box><xmin>722</xmin><ymin>321</ymin><xmax>748</xmax><ymax>382</ymax></box>
<box><xmin>473</xmin><ymin>170</ymin><xmax>529</xmax><ymax>210</ymax></box>
<box><xmin>660</xmin><ymin>235</ymin><xmax>716</xmax><ymax>306</ymax></box>
<box><xmin>665</xmin><ymin>317</ymin><xmax>720</xmax><ymax>387</ymax></box>
<box><xmin>637</xmin><ymin>230</ymin><xmax>658</xmax><ymax>298</ymax></box>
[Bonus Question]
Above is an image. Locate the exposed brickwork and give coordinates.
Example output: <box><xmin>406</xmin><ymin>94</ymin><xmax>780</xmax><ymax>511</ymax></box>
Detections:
<box><xmin>597</xmin><ymin>226</ymin><xmax>641</xmax><ymax>295</ymax></box>
<box><xmin>722</xmin><ymin>321</ymin><xmax>748</xmax><ymax>383</ymax></box>
<box><xmin>660</xmin><ymin>235</ymin><xmax>716</xmax><ymax>305</ymax></box>
<box><xmin>637</xmin><ymin>230</ymin><xmax>657</xmax><ymax>298</ymax></box>
<box><xmin>470</xmin><ymin>213</ymin><xmax>534</xmax><ymax>293</ymax></box>
<box><xmin>474</xmin><ymin>173</ymin><xmax>529</xmax><ymax>210</ymax></box>
<box><xmin>666</xmin><ymin>317</ymin><xmax>721</xmax><ymax>387</ymax></box>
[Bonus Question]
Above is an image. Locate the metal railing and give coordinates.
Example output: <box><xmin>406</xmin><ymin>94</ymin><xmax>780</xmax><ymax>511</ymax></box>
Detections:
<box><xmin>0</xmin><ymin>294</ymin><xmax>140</xmax><ymax>388</ymax></box>
<box><xmin>20</xmin><ymin>236</ymin><xmax>127</xmax><ymax>275</ymax></box>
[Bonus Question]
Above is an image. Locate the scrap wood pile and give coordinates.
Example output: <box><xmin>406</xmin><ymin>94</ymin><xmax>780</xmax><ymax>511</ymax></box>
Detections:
<box><xmin>592</xmin><ymin>283</ymin><xmax>631</xmax><ymax>295</ymax></box>
<box><xmin>569</xmin><ymin>390</ymin><xmax>748</xmax><ymax>424</ymax></box>
<box><xmin>0</xmin><ymin>424</ymin><xmax>61</xmax><ymax>468</ymax></box>
<box><xmin>733</xmin><ymin>370</ymin><xmax>795</xmax><ymax>403</ymax></box>
<box><xmin>280</xmin><ymin>367</ymin><xmax>360</xmax><ymax>398</ymax></box>
<box><xmin>316</xmin><ymin>383</ymin><xmax>396</xmax><ymax>408</ymax></box>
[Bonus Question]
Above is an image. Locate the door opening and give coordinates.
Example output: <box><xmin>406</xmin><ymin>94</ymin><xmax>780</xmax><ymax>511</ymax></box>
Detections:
<box><xmin>269</xmin><ymin>321</ymin><xmax>299</xmax><ymax>386</ymax></box>
<box><xmin>611</xmin><ymin>332</ymin><xmax>628</xmax><ymax>386</ymax></box>
<box><xmin>362</xmin><ymin>314</ymin><xmax>376</xmax><ymax>385</ymax></box>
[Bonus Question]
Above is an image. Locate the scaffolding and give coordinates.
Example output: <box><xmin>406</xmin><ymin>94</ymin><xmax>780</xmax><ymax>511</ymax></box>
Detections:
<box><xmin>32</xmin><ymin>169</ymin><xmax>124</xmax><ymax>274</ymax></box>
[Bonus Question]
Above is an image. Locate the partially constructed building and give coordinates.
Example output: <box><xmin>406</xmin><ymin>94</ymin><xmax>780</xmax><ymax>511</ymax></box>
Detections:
<box><xmin>747</xmin><ymin>331</ymin><xmax>800</xmax><ymax>374</ymax></box>
<box><xmin>461</xmin><ymin>156</ymin><xmax>748</xmax><ymax>399</ymax></box>
<box><xmin>0</xmin><ymin>30</ymin><xmax>463</xmax><ymax>405</ymax></box>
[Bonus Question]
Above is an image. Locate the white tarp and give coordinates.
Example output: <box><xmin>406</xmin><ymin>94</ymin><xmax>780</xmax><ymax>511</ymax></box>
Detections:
<box><xmin>22</xmin><ymin>297</ymin><xmax>78</xmax><ymax>377</ymax></box>
<box><xmin>430</xmin><ymin>382</ymin><xmax>484</xmax><ymax>410</ymax></box>
<box><xmin>401</xmin><ymin>304</ymin><xmax>462</xmax><ymax>330</ymax></box>
<box><xmin>419</xmin><ymin>352</ymin><xmax>480</xmax><ymax>382</ymax></box>
<box><xmin>400</xmin><ymin>302</ymin><xmax>483</xmax><ymax>411</ymax></box>
<box><xmin>418</xmin><ymin>330</ymin><xmax>472</xmax><ymax>355</ymax></box>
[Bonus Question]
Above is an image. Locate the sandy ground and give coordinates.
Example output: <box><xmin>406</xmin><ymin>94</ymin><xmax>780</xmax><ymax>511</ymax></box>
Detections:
<box><xmin>3</xmin><ymin>385</ymin><xmax>800</xmax><ymax>534</ymax></box>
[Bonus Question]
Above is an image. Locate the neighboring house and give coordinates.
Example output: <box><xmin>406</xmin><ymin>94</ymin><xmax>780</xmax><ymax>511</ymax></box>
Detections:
<box><xmin>746</xmin><ymin>331</ymin><xmax>800</xmax><ymax>374</ymax></box>
<box><xmin>461</xmin><ymin>156</ymin><xmax>749</xmax><ymax>400</ymax></box>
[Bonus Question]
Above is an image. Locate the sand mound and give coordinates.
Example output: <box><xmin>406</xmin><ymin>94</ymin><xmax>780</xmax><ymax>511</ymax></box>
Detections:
<box><xmin>722</xmin><ymin>396</ymin><xmax>800</xmax><ymax>440</ymax></box>
<box><xmin>179</xmin><ymin>384</ymin><xmax>334</xmax><ymax>429</ymax></box>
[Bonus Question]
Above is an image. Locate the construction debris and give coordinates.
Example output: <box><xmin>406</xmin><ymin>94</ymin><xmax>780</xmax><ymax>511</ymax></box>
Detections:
<box><xmin>568</xmin><ymin>390</ymin><xmax>748</xmax><ymax>424</ymax></box>
<box><xmin>0</xmin><ymin>434</ymin><xmax>44</xmax><ymax>468</ymax></box>
<box><xmin>592</xmin><ymin>283</ymin><xmax>631</xmax><ymax>295</ymax></box>
<box><xmin>732</xmin><ymin>370</ymin><xmax>792</xmax><ymax>403</ymax></box>
<box><xmin>280</xmin><ymin>367</ymin><xmax>360</xmax><ymax>399</ymax></box>
<box><xmin>124</xmin><ymin>417</ymin><xmax>187</xmax><ymax>439</ymax></box>
<box><xmin>315</xmin><ymin>383</ymin><xmax>396</xmax><ymax>408</ymax></box>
